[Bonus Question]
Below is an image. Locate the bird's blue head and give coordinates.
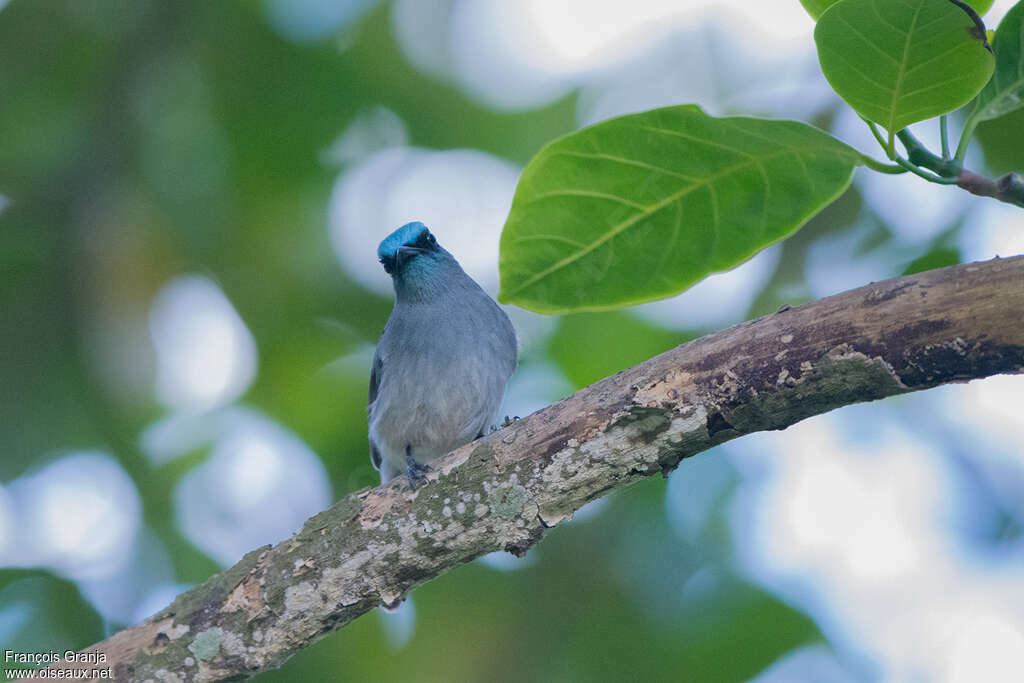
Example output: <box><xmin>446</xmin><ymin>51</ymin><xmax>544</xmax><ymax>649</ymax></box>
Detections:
<box><xmin>377</xmin><ymin>221</ymin><xmax>445</xmax><ymax>279</ymax></box>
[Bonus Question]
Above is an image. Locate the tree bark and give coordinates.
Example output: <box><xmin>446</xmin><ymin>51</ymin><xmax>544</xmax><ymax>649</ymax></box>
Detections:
<box><xmin>46</xmin><ymin>255</ymin><xmax>1024</xmax><ymax>682</ymax></box>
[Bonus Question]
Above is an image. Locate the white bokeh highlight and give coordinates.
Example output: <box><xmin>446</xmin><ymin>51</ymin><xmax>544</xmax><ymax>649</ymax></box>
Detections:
<box><xmin>928</xmin><ymin>375</ymin><xmax>1024</xmax><ymax>525</ymax></box>
<box><xmin>6</xmin><ymin>452</ymin><xmax>142</xmax><ymax>581</ymax></box>
<box><xmin>377</xmin><ymin>598</ymin><xmax>417</xmax><ymax>651</ymax></box>
<box><xmin>577</xmin><ymin>16</ymin><xmax>831</xmax><ymax>127</ymax></box>
<box><xmin>74</xmin><ymin>529</ymin><xmax>177</xmax><ymax>625</ymax></box>
<box><xmin>139</xmin><ymin>409</ymin><xmax>228</xmax><ymax>466</ymax></box>
<box><xmin>961</xmin><ymin>200</ymin><xmax>1024</xmax><ymax>263</ymax></box>
<box><xmin>941</xmin><ymin>374</ymin><xmax>1024</xmax><ymax>457</ymax></box>
<box><xmin>321</xmin><ymin>106</ymin><xmax>409</xmax><ymax>166</ymax></box>
<box><xmin>397</xmin><ymin>0</ymin><xmax>816</xmax><ymax>110</ymax></box>
<box><xmin>500</xmin><ymin>360</ymin><xmax>574</xmax><ymax>423</ymax></box>
<box><xmin>393</xmin><ymin>0</ymin><xmax>1016</xmax><ymax>113</ymax></box>
<box><xmin>328</xmin><ymin>146</ymin><xmax>519</xmax><ymax>296</ymax></box>
<box><xmin>174</xmin><ymin>408</ymin><xmax>331</xmax><ymax>567</ymax></box>
<box><xmin>634</xmin><ymin>245</ymin><xmax>781</xmax><ymax>330</ymax></box>
<box><xmin>728</xmin><ymin>402</ymin><xmax>1024</xmax><ymax>681</ymax></box>
<box><xmin>945</xmin><ymin>611</ymin><xmax>1024</xmax><ymax>683</ymax></box>
<box><xmin>803</xmin><ymin>221</ymin><xmax>906</xmax><ymax>300</ymax></box>
<box><xmin>751</xmin><ymin>644</ymin><xmax>860</xmax><ymax>683</ymax></box>
<box><xmin>132</xmin><ymin>583</ymin><xmax>193</xmax><ymax>625</ymax></box>
<box><xmin>262</xmin><ymin>0</ymin><xmax>378</xmax><ymax>43</ymax></box>
<box><xmin>149</xmin><ymin>274</ymin><xmax>258</xmax><ymax>412</ymax></box>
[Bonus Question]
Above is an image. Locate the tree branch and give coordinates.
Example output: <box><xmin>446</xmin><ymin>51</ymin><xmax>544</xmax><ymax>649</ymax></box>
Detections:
<box><xmin>48</xmin><ymin>256</ymin><xmax>1024</xmax><ymax>682</ymax></box>
<box><xmin>957</xmin><ymin>170</ymin><xmax>1024</xmax><ymax>208</ymax></box>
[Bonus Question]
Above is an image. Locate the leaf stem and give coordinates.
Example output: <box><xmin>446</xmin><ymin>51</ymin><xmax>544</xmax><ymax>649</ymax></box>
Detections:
<box><xmin>859</xmin><ymin>117</ymin><xmax>1019</xmax><ymax>207</ymax></box>
<box><xmin>896</xmin><ymin>129</ymin><xmax>1024</xmax><ymax>206</ymax></box>
<box><xmin>863</xmin><ymin>118</ymin><xmax>890</xmax><ymax>154</ymax></box>
<box><xmin>940</xmin><ymin>115</ymin><xmax>950</xmax><ymax>159</ymax></box>
<box><xmin>955</xmin><ymin>117</ymin><xmax>978</xmax><ymax>163</ymax></box>
<box><xmin>859</xmin><ymin>155</ymin><xmax>908</xmax><ymax>174</ymax></box>
<box><xmin>896</xmin><ymin>129</ymin><xmax>961</xmax><ymax>178</ymax></box>
<box><xmin>891</xmin><ymin>155</ymin><xmax>962</xmax><ymax>184</ymax></box>
<box><xmin>861</xmin><ymin>119</ymin><xmax>958</xmax><ymax>183</ymax></box>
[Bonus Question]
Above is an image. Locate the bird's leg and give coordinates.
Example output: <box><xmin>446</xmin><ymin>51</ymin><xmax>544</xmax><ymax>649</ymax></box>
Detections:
<box><xmin>500</xmin><ymin>415</ymin><xmax>520</xmax><ymax>428</ymax></box>
<box><xmin>405</xmin><ymin>445</ymin><xmax>431</xmax><ymax>489</ymax></box>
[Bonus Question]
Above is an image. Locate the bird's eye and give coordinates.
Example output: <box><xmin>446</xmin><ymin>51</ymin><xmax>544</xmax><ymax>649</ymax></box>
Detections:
<box><xmin>415</xmin><ymin>231</ymin><xmax>437</xmax><ymax>249</ymax></box>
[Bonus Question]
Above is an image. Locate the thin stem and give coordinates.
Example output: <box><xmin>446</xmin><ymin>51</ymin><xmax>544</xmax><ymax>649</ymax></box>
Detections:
<box><xmin>940</xmin><ymin>115</ymin><xmax>950</xmax><ymax>160</ymax></box>
<box><xmin>955</xmin><ymin>117</ymin><xmax>978</xmax><ymax>163</ymax></box>
<box><xmin>891</xmin><ymin>155</ymin><xmax>961</xmax><ymax>184</ymax></box>
<box><xmin>861</xmin><ymin>119</ymin><xmax>959</xmax><ymax>183</ymax></box>
<box><xmin>860</xmin><ymin>155</ymin><xmax>908</xmax><ymax>174</ymax></box>
<box><xmin>857</xmin><ymin>112</ymin><xmax>1022</xmax><ymax>207</ymax></box>
<box><xmin>864</xmin><ymin>118</ymin><xmax>891</xmax><ymax>156</ymax></box>
<box><xmin>897</xmin><ymin>129</ymin><xmax>963</xmax><ymax>179</ymax></box>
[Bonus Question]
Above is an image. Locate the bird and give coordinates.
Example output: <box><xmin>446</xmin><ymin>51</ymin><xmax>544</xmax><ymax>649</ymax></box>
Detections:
<box><xmin>368</xmin><ymin>221</ymin><xmax>518</xmax><ymax>488</ymax></box>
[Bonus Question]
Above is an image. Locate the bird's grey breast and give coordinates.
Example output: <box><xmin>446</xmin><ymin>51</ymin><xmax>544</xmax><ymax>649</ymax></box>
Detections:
<box><xmin>369</xmin><ymin>280</ymin><xmax>516</xmax><ymax>471</ymax></box>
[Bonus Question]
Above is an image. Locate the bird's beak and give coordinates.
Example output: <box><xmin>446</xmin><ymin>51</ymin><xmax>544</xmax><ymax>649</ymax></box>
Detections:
<box><xmin>396</xmin><ymin>245</ymin><xmax>425</xmax><ymax>265</ymax></box>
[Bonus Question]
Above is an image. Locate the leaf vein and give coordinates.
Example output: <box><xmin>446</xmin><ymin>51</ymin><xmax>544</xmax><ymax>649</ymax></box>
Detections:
<box><xmin>820</xmin><ymin>45</ymin><xmax>894</xmax><ymax>94</ymax></box>
<box><xmin>628</xmin><ymin>124</ymin><xmax>754</xmax><ymax>158</ymax></box>
<box><xmin>530</xmin><ymin>189</ymin><xmax>649</xmax><ymax>210</ymax></box>
<box><xmin>551</xmin><ymin>150</ymin><xmax>702</xmax><ymax>182</ymax></box>
<box><xmin>510</xmin><ymin>149</ymin><xmax>800</xmax><ymax>295</ymax></box>
<box><xmin>512</xmin><ymin>234</ymin><xmax>589</xmax><ymax>250</ymax></box>
<box><xmin>870</xmin><ymin>0</ymin><xmax>909</xmax><ymax>37</ymax></box>
<box><xmin>836</xmin><ymin>11</ymin><xmax>900</xmax><ymax>65</ymax></box>
<box><xmin>899</xmin><ymin>70</ymin><xmax>987</xmax><ymax>101</ymax></box>
<box><xmin>888</xmin><ymin>0</ymin><xmax>927</xmax><ymax>133</ymax></box>
<box><xmin>902</xmin><ymin>42</ymin><xmax>974</xmax><ymax>80</ymax></box>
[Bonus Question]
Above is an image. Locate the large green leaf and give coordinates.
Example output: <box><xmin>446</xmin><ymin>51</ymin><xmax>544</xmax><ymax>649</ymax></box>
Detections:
<box><xmin>977</xmin><ymin>106</ymin><xmax>1024</xmax><ymax>172</ymax></box>
<box><xmin>969</xmin><ymin>0</ymin><xmax>1024</xmax><ymax>123</ymax></box>
<box><xmin>498</xmin><ymin>105</ymin><xmax>861</xmax><ymax>314</ymax></box>
<box><xmin>815</xmin><ymin>0</ymin><xmax>994</xmax><ymax>135</ymax></box>
<box><xmin>802</xmin><ymin>0</ymin><xmax>994</xmax><ymax>20</ymax></box>
<box><xmin>800</xmin><ymin>0</ymin><xmax>839</xmax><ymax>20</ymax></box>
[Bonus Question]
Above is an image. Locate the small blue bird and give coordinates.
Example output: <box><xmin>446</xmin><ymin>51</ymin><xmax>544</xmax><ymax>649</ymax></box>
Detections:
<box><xmin>369</xmin><ymin>222</ymin><xmax>517</xmax><ymax>487</ymax></box>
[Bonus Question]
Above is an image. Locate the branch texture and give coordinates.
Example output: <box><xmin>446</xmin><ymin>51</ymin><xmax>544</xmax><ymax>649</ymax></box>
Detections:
<box><xmin>49</xmin><ymin>256</ymin><xmax>1024</xmax><ymax>681</ymax></box>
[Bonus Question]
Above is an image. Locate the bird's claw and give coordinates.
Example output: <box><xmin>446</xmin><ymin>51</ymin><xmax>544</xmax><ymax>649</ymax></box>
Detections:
<box><xmin>405</xmin><ymin>453</ymin><xmax>431</xmax><ymax>489</ymax></box>
<box><xmin>500</xmin><ymin>415</ymin><xmax>521</xmax><ymax>428</ymax></box>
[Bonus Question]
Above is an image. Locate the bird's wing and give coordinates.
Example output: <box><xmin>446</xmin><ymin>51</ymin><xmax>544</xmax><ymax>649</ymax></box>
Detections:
<box><xmin>368</xmin><ymin>349</ymin><xmax>383</xmax><ymax>405</ymax></box>
<box><xmin>369</xmin><ymin>439</ymin><xmax>383</xmax><ymax>471</ymax></box>
<box><xmin>368</xmin><ymin>348</ymin><xmax>384</xmax><ymax>471</ymax></box>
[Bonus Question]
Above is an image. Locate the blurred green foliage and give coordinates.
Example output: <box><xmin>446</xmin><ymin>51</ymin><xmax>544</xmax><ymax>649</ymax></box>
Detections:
<box><xmin>4</xmin><ymin>0</ymin><xmax>1002</xmax><ymax>680</ymax></box>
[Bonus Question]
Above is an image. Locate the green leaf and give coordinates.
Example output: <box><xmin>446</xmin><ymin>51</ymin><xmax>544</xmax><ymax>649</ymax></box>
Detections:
<box><xmin>800</xmin><ymin>0</ymin><xmax>840</xmax><ymax>20</ymax></box>
<box><xmin>977</xmin><ymin>105</ymin><xmax>1024</xmax><ymax>172</ymax></box>
<box><xmin>802</xmin><ymin>0</ymin><xmax>995</xmax><ymax>21</ymax></box>
<box><xmin>548</xmin><ymin>312</ymin><xmax>695</xmax><ymax>388</ymax></box>
<box><xmin>902</xmin><ymin>246</ymin><xmax>961</xmax><ymax>274</ymax></box>
<box><xmin>498</xmin><ymin>105</ymin><xmax>861</xmax><ymax>314</ymax></box>
<box><xmin>969</xmin><ymin>0</ymin><xmax>1024</xmax><ymax>123</ymax></box>
<box><xmin>814</xmin><ymin>0</ymin><xmax>995</xmax><ymax>136</ymax></box>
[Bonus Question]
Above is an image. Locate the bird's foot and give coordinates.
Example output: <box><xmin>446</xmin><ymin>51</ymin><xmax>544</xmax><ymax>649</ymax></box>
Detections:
<box><xmin>405</xmin><ymin>453</ymin><xmax>431</xmax><ymax>489</ymax></box>
<box><xmin>500</xmin><ymin>415</ymin><xmax>521</xmax><ymax>428</ymax></box>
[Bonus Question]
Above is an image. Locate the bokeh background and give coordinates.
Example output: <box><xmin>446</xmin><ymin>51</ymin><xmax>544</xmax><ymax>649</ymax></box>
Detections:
<box><xmin>2</xmin><ymin>1</ymin><xmax>1024</xmax><ymax>680</ymax></box>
